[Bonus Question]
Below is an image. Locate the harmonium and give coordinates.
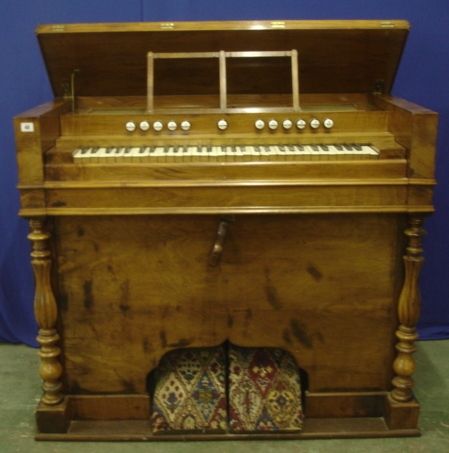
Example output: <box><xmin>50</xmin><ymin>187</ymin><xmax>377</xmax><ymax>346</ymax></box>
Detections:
<box><xmin>14</xmin><ymin>20</ymin><xmax>438</xmax><ymax>440</ymax></box>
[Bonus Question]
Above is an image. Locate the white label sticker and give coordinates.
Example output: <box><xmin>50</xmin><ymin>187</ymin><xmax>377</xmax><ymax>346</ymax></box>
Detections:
<box><xmin>20</xmin><ymin>122</ymin><xmax>35</xmax><ymax>133</ymax></box>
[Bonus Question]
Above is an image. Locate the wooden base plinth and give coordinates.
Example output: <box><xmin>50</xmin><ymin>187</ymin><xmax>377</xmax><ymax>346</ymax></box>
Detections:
<box><xmin>36</xmin><ymin>397</ymin><xmax>72</xmax><ymax>434</ymax></box>
<box><xmin>35</xmin><ymin>392</ymin><xmax>420</xmax><ymax>440</ymax></box>
<box><xmin>385</xmin><ymin>394</ymin><xmax>420</xmax><ymax>430</ymax></box>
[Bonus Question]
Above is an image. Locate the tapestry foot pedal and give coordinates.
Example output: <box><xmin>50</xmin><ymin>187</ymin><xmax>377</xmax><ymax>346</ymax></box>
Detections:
<box><xmin>228</xmin><ymin>346</ymin><xmax>304</xmax><ymax>432</ymax></box>
<box><xmin>150</xmin><ymin>347</ymin><xmax>227</xmax><ymax>433</ymax></box>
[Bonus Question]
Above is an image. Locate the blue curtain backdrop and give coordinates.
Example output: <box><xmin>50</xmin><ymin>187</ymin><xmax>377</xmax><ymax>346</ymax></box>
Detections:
<box><xmin>1</xmin><ymin>0</ymin><xmax>448</xmax><ymax>345</ymax></box>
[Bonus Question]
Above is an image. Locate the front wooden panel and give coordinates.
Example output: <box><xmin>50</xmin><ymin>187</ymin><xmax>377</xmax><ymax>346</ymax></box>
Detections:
<box><xmin>54</xmin><ymin>214</ymin><xmax>403</xmax><ymax>395</ymax></box>
<box><xmin>45</xmin><ymin>185</ymin><xmax>408</xmax><ymax>213</ymax></box>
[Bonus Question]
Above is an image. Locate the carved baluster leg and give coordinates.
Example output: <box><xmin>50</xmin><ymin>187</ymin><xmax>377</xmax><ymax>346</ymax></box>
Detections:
<box><xmin>391</xmin><ymin>216</ymin><xmax>424</xmax><ymax>403</ymax></box>
<box><xmin>28</xmin><ymin>218</ymin><xmax>63</xmax><ymax>405</ymax></box>
<box><xmin>385</xmin><ymin>216</ymin><xmax>424</xmax><ymax>432</ymax></box>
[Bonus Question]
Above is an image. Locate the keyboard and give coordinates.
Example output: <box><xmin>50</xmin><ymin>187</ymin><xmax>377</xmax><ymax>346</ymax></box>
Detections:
<box><xmin>72</xmin><ymin>144</ymin><xmax>379</xmax><ymax>163</ymax></box>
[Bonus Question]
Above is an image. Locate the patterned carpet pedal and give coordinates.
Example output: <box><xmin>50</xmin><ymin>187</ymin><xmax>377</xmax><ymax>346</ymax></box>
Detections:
<box><xmin>228</xmin><ymin>346</ymin><xmax>304</xmax><ymax>432</ymax></box>
<box><xmin>150</xmin><ymin>347</ymin><xmax>227</xmax><ymax>433</ymax></box>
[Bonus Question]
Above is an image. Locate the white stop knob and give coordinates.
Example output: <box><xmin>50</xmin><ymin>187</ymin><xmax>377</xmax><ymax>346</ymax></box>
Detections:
<box><xmin>153</xmin><ymin>121</ymin><xmax>163</xmax><ymax>131</ymax></box>
<box><xmin>139</xmin><ymin>121</ymin><xmax>150</xmax><ymax>131</ymax></box>
<box><xmin>180</xmin><ymin>120</ymin><xmax>191</xmax><ymax>131</ymax></box>
<box><xmin>167</xmin><ymin>121</ymin><xmax>177</xmax><ymax>131</ymax></box>
<box><xmin>323</xmin><ymin>118</ymin><xmax>334</xmax><ymax>129</ymax></box>
<box><xmin>282</xmin><ymin>119</ymin><xmax>293</xmax><ymax>130</ymax></box>
<box><xmin>217</xmin><ymin>119</ymin><xmax>228</xmax><ymax>131</ymax></box>
<box><xmin>296</xmin><ymin>119</ymin><xmax>306</xmax><ymax>130</ymax></box>
<box><xmin>310</xmin><ymin>118</ymin><xmax>320</xmax><ymax>129</ymax></box>
<box><xmin>255</xmin><ymin>119</ymin><xmax>265</xmax><ymax>130</ymax></box>
<box><xmin>125</xmin><ymin>121</ymin><xmax>136</xmax><ymax>132</ymax></box>
<box><xmin>268</xmin><ymin>119</ymin><xmax>278</xmax><ymax>130</ymax></box>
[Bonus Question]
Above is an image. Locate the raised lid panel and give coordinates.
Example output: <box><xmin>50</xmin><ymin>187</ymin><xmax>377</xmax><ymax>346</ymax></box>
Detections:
<box><xmin>37</xmin><ymin>20</ymin><xmax>409</xmax><ymax>97</ymax></box>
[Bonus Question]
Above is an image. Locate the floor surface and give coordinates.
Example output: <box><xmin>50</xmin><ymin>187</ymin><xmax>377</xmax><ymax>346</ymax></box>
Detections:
<box><xmin>0</xmin><ymin>341</ymin><xmax>448</xmax><ymax>452</ymax></box>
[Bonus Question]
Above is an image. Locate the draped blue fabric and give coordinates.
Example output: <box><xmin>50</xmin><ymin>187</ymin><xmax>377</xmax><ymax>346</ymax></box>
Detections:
<box><xmin>1</xmin><ymin>0</ymin><xmax>448</xmax><ymax>345</ymax></box>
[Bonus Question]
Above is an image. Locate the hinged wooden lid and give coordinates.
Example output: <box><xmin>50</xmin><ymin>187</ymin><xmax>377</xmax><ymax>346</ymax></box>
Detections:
<box><xmin>36</xmin><ymin>20</ymin><xmax>410</xmax><ymax>97</ymax></box>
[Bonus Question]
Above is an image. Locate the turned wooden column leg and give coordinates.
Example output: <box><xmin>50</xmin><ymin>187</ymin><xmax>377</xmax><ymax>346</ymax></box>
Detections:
<box><xmin>28</xmin><ymin>218</ymin><xmax>63</xmax><ymax>406</ymax></box>
<box><xmin>390</xmin><ymin>216</ymin><xmax>425</xmax><ymax>403</ymax></box>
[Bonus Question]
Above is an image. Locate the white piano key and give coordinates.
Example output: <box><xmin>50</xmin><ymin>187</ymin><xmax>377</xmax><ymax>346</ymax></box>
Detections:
<box><xmin>72</xmin><ymin>148</ymin><xmax>85</xmax><ymax>161</ymax></box>
<box><xmin>291</xmin><ymin>145</ymin><xmax>306</xmax><ymax>154</ymax></box>
<box><xmin>234</xmin><ymin>146</ymin><xmax>244</xmax><ymax>156</ymax></box>
<box><xmin>210</xmin><ymin>146</ymin><xmax>222</xmax><ymax>156</ymax></box>
<box><xmin>282</xmin><ymin>145</ymin><xmax>296</xmax><ymax>155</ymax></box>
<box><xmin>268</xmin><ymin>145</ymin><xmax>282</xmax><ymax>155</ymax></box>
<box><xmin>115</xmin><ymin>146</ymin><xmax>131</xmax><ymax>162</ymax></box>
<box><xmin>128</xmin><ymin>147</ymin><xmax>141</xmax><ymax>155</ymax></box>
<box><xmin>322</xmin><ymin>146</ymin><xmax>337</xmax><ymax>155</ymax></box>
<box><xmin>95</xmin><ymin>147</ymin><xmax>109</xmax><ymax>161</ymax></box>
<box><xmin>187</xmin><ymin>146</ymin><xmax>199</xmax><ymax>156</ymax></box>
<box><xmin>244</xmin><ymin>146</ymin><xmax>257</xmax><ymax>156</ymax></box>
<box><xmin>83</xmin><ymin>147</ymin><xmax>98</xmax><ymax>161</ymax></box>
<box><xmin>357</xmin><ymin>146</ymin><xmax>378</xmax><ymax>158</ymax></box>
<box><xmin>109</xmin><ymin>146</ymin><xmax>118</xmax><ymax>160</ymax></box>
<box><xmin>101</xmin><ymin>147</ymin><xmax>115</xmax><ymax>159</ymax></box>
<box><xmin>152</xmin><ymin>146</ymin><xmax>165</xmax><ymax>156</ymax></box>
<box><xmin>163</xmin><ymin>147</ymin><xmax>175</xmax><ymax>156</ymax></box>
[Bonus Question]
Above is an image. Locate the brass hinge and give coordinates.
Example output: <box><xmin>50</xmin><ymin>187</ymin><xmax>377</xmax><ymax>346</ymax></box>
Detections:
<box><xmin>50</xmin><ymin>24</ymin><xmax>66</xmax><ymax>32</ymax></box>
<box><xmin>381</xmin><ymin>21</ymin><xmax>395</xmax><ymax>29</ymax></box>
<box><xmin>160</xmin><ymin>22</ymin><xmax>175</xmax><ymax>30</ymax></box>
<box><xmin>373</xmin><ymin>79</ymin><xmax>386</xmax><ymax>95</ymax></box>
<box><xmin>270</xmin><ymin>21</ymin><xmax>286</xmax><ymax>29</ymax></box>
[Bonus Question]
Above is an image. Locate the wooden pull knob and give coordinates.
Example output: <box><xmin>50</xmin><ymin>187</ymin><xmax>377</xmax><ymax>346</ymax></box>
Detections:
<box><xmin>209</xmin><ymin>217</ymin><xmax>233</xmax><ymax>267</ymax></box>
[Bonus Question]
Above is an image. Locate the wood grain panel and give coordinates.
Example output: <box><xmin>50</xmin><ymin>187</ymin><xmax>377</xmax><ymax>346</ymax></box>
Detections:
<box><xmin>54</xmin><ymin>214</ymin><xmax>403</xmax><ymax>394</ymax></box>
<box><xmin>37</xmin><ymin>21</ymin><xmax>408</xmax><ymax>97</ymax></box>
<box><xmin>44</xmin><ymin>184</ymin><xmax>408</xmax><ymax>212</ymax></box>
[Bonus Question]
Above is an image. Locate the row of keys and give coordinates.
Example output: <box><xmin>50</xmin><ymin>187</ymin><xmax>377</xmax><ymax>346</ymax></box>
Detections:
<box><xmin>73</xmin><ymin>144</ymin><xmax>378</xmax><ymax>162</ymax></box>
